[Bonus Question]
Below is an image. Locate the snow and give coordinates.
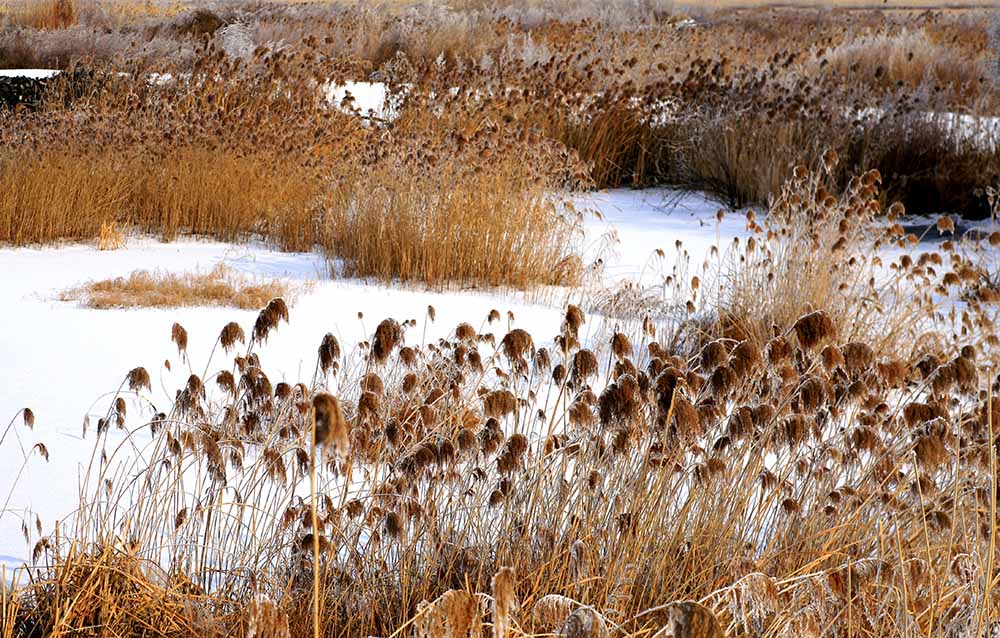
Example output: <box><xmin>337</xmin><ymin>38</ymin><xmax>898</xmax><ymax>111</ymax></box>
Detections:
<box><xmin>0</xmin><ymin>69</ymin><xmax>60</xmax><ymax>79</ymax></box>
<box><xmin>579</xmin><ymin>188</ymin><xmax>745</xmax><ymax>286</ymax></box>
<box><xmin>0</xmin><ymin>189</ymin><xmax>743</xmax><ymax>580</ymax></box>
<box><xmin>853</xmin><ymin>107</ymin><xmax>1000</xmax><ymax>151</ymax></box>
<box><xmin>323</xmin><ymin>81</ymin><xmax>396</xmax><ymax>121</ymax></box>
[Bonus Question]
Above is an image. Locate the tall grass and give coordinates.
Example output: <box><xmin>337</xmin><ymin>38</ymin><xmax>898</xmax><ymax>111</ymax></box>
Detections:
<box><xmin>0</xmin><ymin>148</ymin><xmax>325</xmax><ymax>248</ymax></box>
<box><xmin>320</xmin><ymin>131</ymin><xmax>583</xmax><ymax>287</ymax></box>
<box><xmin>3</xmin><ymin>169</ymin><xmax>999</xmax><ymax>637</ymax></box>
<box><xmin>4</xmin><ymin>0</ymin><xmax>76</xmax><ymax>30</ymax></box>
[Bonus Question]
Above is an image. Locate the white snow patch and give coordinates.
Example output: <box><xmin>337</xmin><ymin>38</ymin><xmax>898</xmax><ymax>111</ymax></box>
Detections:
<box><xmin>0</xmin><ymin>69</ymin><xmax>60</xmax><ymax>79</ymax></box>
<box><xmin>324</xmin><ymin>81</ymin><xmax>396</xmax><ymax>121</ymax></box>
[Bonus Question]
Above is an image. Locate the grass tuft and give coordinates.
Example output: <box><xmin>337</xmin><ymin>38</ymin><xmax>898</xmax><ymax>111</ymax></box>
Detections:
<box><xmin>59</xmin><ymin>264</ymin><xmax>296</xmax><ymax>310</ymax></box>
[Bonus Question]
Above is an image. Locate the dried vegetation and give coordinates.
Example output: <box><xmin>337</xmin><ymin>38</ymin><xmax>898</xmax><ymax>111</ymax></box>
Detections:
<box><xmin>3</xmin><ymin>2</ymin><xmax>1000</xmax><ymax>638</ymax></box>
<box><xmin>4</xmin><ymin>158</ymin><xmax>1000</xmax><ymax>637</ymax></box>
<box><xmin>59</xmin><ymin>264</ymin><xmax>296</xmax><ymax>310</ymax></box>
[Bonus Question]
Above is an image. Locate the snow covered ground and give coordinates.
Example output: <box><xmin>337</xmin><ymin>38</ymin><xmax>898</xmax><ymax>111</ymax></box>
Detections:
<box><xmin>0</xmin><ymin>69</ymin><xmax>60</xmax><ymax>79</ymax></box>
<box><xmin>0</xmin><ymin>188</ymin><xmax>745</xmax><ymax>581</ymax></box>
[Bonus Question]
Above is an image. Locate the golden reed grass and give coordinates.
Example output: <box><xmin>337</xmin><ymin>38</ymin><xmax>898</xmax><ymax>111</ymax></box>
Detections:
<box><xmin>3</xmin><ymin>166</ymin><xmax>998</xmax><ymax>638</ymax></box>
<box><xmin>2</xmin><ymin>0</ymin><xmax>76</xmax><ymax>30</ymax></box>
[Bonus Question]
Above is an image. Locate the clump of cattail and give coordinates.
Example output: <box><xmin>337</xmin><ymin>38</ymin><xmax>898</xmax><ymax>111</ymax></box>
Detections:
<box><xmin>671</xmin><ymin>394</ymin><xmax>702</xmax><ymax>442</ymax></box>
<box><xmin>455</xmin><ymin>322</ymin><xmax>476</xmax><ymax>342</ymax></box>
<box><xmin>700</xmin><ymin>341</ymin><xmax>727</xmax><ymax>371</ymax></box>
<box><xmin>219</xmin><ymin>321</ymin><xmax>245</xmax><ymax>352</ymax></box>
<box><xmin>936</xmin><ymin>215</ymin><xmax>955</xmax><ymax>234</ymax></box>
<box><xmin>501</xmin><ymin>328</ymin><xmax>534</xmax><ymax>363</ymax></box>
<box><xmin>372</xmin><ymin>318</ymin><xmax>403</xmax><ymax>364</ymax></box>
<box><xmin>484</xmin><ymin>390</ymin><xmax>517</xmax><ymax>418</ymax></box>
<box><xmin>610</xmin><ymin>332</ymin><xmax>632</xmax><ymax>360</ymax></box>
<box><xmin>492</xmin><ymin>567</ymin><xmax>516</xmax><ymax>638</ymax></box>
<box><xmin>553</xmin><ymin>364</ymin><xmax>567</xmax><ymax>386</ymax></box>
<box><xmin>358</xmin><ymin>391</ymin><xmax>380</xmax><ymax>421</ymax></box>
<box><xmin>798</xmin><ymin>376</ymin><xmax>830</xmax><ymax>412</ymax></box>
<box><xmin>384</xmin><ymin>511</ymin><xmax>403</xmax><ymax>539</ymax></box>
<box><xmin>951</xmin><ymin>354</ymin><xmax>978</xmax><ymax>394</ymax></box>
<box><xmin>318</xmin><ymin>333</ymin><xmax>341</xmax><ymax>375</ymax></box>
<box><xmin>312</xmin><ymin>393</ymin><xmax>349</xmax><ymax>458</ymax></box>
<box><xmin>709</xmin><ymin>366</ymin><xmax>735</xmax><ymax>399</ymax></box>
<box><xmin>498</xmin><ymin>433</ymin><xmax>528</xmax><ymax>473</ymax></box>
<box><xmin>730</xmin><ymin>340</ymin><xmax>761</xmax><ymax>376</ymax></box>
<box><xmin>400</xmin><ymin>346</ymin><xmax>418</xmax><ymax>368</ymax></box>
<box><xmin>842</xmin><ymin>342</ymin><xmax>874</xmax><ymax>376</ymax></box>
<box><xmin>570</xmin><ymin>349</ymin><xmax>599</xmax><ymax>387</ymax></box>
<box><xmin>792</xmin><ymin>310</ymin><xmax>835</xmax><ymax>350</ymax></box>
<box><xmin>535</xmin><ymin>348</ymin><xmax>552</xmax><ymax>374</ymax></box>
<box><xmin>127</xmin><ymin>367</ymin><xmax>151</xmax><ymax>392</ymax></box>
<box><xmin>766</xmin><ymin>336</ymin><xmax>792</xmax><ymax>365</ymax></box>
<box><xmin>903</xmin><ymin>402</ymin><xmax>944</xmax><ymax>428</ymax></box>
<box><xmin>479</xmin><ymin>418</ymin><xmax>504</xmax><ymax>455</ymax></box>
<box><xmin>598</xmin><ymin>375</ymin><xmax>640</xmax><ymax>427</ymax></box>
<box><xmin>171</xmin><ymin>322</ymin><xmax>188</xmax><ymax>358</ymax></box>
<box><xmin>820</xmin><ymin>345</ymin><xmax>844</xmax><ymax>371</ymax></box>
<box><xmin>253</xmin><ymin>298</ymin><xmax>289</xmax><ymax>344</ymax></box>
<box><xmin>564</xmin><ymin>304</ymin><xmax>585</xmax><ymax>337</ymax></box>
<box><xmin>360</xmin><ymin>373</ymin><xmax>384</xmax><ymax>397</ymax></box>
<box><xmin>913</xmin><ymin>420</ymin><xmax>948</xmax><ymax>471</ymax></box>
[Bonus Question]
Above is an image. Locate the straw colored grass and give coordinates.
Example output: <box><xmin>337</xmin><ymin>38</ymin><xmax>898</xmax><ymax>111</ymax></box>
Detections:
<box><xmin>3</xmin><ymin>166</ymin><xmax>1000</xmax><ymax>638</ymax></box>
<box><xmin>60</xmin><ymin>264</ymin><xmax>295</xmax><ymax>310</ymax></box>
<box><xmin>0</xmin><ymin>148</ymin><xmax>326</xmax><ymax>250</ymax></box>
<box><xmin>320</xmin><ymin>140</ymin><xmax>583</xmax><ymax>288</ymax></box>
<box><xmin>2</xmin><ymin>0</ymin><xmax>77</xmax><ymax>30</ymax></box>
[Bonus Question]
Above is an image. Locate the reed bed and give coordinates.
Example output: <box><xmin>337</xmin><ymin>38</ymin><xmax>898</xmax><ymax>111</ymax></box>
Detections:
<box><xmin>0</xmin><ymin>1</ymin><xmax>997</xmax><ymax>246</ymax></box>
<box><xmin>3</xmin><ymin>166</ymin><xmax>999</xmax><ymax>637</ymax></box>
<box><xmin>2</xmin><ymin>5</ymin><xmax>1000</xmax><ymax>634</ymax></box>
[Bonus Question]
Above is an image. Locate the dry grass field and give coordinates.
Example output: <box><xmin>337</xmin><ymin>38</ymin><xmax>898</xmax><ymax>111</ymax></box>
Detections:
<box><xmin>1</xmin><ymin>1</ymin><xmax>1000</xmax><ymax>637</ymax></box>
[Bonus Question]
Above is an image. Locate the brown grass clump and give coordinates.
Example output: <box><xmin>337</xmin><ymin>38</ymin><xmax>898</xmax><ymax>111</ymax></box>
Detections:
<box><xmin>59</xmin><ymin>265</ymin><xmax>294</xmax><ymax>310</ymax></box>
<box><xmin>312</xmin><ymin>392</ymin><xmax>348</xmax><ymax>454</ymax></box>
<box><xmin>318</xmin><ymin>121</ymin><xmax>583</xmax><ymax>288</ymax></box>
<box><xmin>5</xmin><ymin>0</ymin><xmax>76</xmax><ymax>30</ymax></box>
